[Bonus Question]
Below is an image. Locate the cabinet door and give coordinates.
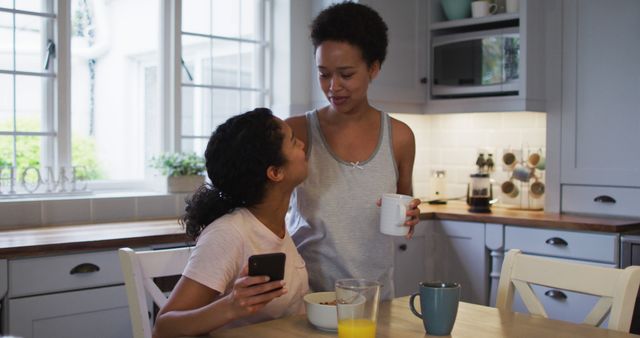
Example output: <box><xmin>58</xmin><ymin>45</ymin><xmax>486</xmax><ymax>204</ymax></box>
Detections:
<box><xmin>561</xmin><ymin>0</ymin><xmax>640</xmax><ymax>186</ymax></box>
<box><xmin>393</xmin><ymin>222</ymin><xmax>426</xmax><ymax>297</ymax></box>
<box><xmin>364</xmin><ymin>0</ymin><xmax>428</xmax><ymax>111</ymax></box>
<box><xmin>9</xmin><ymin>285</ymin><xmax>132</xmax><ymax>338</ymax></box>
<box><xmin>425</xmin><ymin>220</ymin><xmax>488</xmax><ymax>305</ymax></box>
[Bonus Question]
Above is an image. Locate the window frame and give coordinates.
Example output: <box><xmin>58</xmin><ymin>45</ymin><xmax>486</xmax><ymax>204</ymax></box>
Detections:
<box><xmin>0</xmin><ymin>0</ymin><xmax>273</xmax><ymax>197</ymax></box>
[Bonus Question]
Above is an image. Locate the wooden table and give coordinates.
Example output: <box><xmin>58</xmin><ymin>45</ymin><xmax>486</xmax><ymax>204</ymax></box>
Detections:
<box><xmin>207</xmin><ymin>296</ymin><xmax>638</xmax><ymax>338</ymax></box>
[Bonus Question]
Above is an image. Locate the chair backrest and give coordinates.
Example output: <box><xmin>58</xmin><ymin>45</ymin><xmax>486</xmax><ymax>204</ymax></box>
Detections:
<box><xmin>496</xmin><ymin>249</ymin><xmax>640</xmax><ymax>332</ymax></box>
<box><xmin>118</xmin><ymin>247</ymin><xmax>192</xmax><ymax>338</ymax></box>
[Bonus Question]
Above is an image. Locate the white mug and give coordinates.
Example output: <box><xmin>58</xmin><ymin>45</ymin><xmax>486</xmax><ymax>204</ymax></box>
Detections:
<box><xmin>471</xmin><ymin>1</ymin><xmax>497</xmax><ymax>18</ymax></box>
<box><xmin>506</xmin><ymin>0</ymin><xmax>519</xmax><ymax>13</ymax></box>
<box><xmin>380</xmin><ymin>193</ymin><xmax>413</xmax><ymax>236</ymax></box>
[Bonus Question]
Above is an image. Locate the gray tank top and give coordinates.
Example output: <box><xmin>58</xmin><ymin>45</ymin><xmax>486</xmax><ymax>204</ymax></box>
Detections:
<box><xmin>287</xmin><ymin>110</ymin><xmax>398</xmax><ymax>300</ymax></box>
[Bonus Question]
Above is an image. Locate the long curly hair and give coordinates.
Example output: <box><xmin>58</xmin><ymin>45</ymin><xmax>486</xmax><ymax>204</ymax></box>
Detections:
<box><xmin>180</xmin><ymin>108</ymin><xmax>285</xmax><ymax>240</ymax></box>
<box><xmin>310</xmin><ymin>1</ymin><xmax>388</xmax><ymax>67</ymax></box>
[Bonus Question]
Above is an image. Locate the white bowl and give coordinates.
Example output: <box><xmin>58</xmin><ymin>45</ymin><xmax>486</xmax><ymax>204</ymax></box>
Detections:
<box><xmin>303</xmin><ymin>291</ymin><xmax>338</xmax><ymax>331</ymax></box>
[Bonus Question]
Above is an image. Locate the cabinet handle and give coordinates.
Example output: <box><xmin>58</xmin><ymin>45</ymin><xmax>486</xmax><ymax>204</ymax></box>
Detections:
<box><xmin>398</xmin><ymin>244</ymin><xmax>408</xmax><ymax>251</ymax></box>
<box><xmin>420</xmin><ymin>77</ymin><xmax>428</xmax><ymax>84</ymax></box>
<box><xmin>70</xmin><ymin>262</ymin><xmax>101</xmax><ymax>275</ymax></box>
<box><xmin>593</xmin><ymin>195</ymin><xmax>616</xmax><ymax>204</ymax></box>
<box><xmin>544</xmin><ymin>289</ymin><xmax>567</xmax><ymax>300</ymax></box>
<box><xmin>545</xmin><ymin>237</ymin><xmax>568</xmax><ymax>246</ymax></box>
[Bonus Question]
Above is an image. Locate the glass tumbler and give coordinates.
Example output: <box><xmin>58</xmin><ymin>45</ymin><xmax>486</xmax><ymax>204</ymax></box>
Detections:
<box><xmin>335</xmin><ymin>279</ymin><xmax>381</xmax><ymax>338</ymax></box>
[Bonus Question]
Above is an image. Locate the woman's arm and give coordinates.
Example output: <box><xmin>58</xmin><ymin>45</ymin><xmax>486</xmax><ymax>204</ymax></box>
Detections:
<box><xmin>390</xmin><ymin>118</ymin><xmax>421</xmax><ymax>237</ymax></box>
<box><xmin>153</xmin><ymin>266</ymin><xmax>287</xmax><ymax>338</ymax></box>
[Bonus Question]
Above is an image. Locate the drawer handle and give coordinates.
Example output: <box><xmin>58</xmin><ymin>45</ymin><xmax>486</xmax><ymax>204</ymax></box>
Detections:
<box><xmin>545</xmin><ymin>237</ymin><xmax>568</xmax><ymax>246</ymax></box>
<box><xmin>593</xmin><ymin>195</ymin><xmax>616</xmax><ymax>204</ymax></box>
<box><xmin>544</xmin><ymin>289</ymin><xmax>568</xmax><ymax>300</ymax></box>
<box><xmin>398</xmin><ymin>244</ymin><xmax>408</xmax><ymax>251</ymax></box>
<box><xmin>70</xmin><ymin>262</ymin><xmax>101</xmax><ymax>275</ymax></box>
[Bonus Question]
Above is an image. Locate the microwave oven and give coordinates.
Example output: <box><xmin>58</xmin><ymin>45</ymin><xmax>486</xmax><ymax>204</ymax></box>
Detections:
<box><xmin>432</xmin><ymin>27</ymin><xmax>519</xmax><ymax>98</ymax></box>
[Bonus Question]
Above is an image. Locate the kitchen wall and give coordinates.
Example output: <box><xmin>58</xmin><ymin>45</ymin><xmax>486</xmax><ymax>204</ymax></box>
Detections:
<box><xmin>392</xmin><ymin>112</ymin><xmax>546</xmax><ymax>207</ymax></box>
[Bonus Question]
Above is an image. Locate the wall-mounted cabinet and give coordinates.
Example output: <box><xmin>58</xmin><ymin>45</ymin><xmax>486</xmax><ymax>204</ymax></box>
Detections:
<box><xmin>559</xmin><ymin>0</ymin><xmax>640</xmax><ymax>202</ymax></box>
<box><xmin>364</xmin><ymin>0</ymin><xmax>429</xmax><ymax>114</ymax></box>
<box><xmin>425</xmin><ymin>0</ymin><xmax>547</xmax><ymax>114</ymax></box>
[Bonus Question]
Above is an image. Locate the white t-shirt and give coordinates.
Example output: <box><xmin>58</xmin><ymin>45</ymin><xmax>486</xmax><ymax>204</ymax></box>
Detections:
<box><xmin>183</xmin><ymin>207</ymin><xmax>309</xmax><ymax>329</ymax></box>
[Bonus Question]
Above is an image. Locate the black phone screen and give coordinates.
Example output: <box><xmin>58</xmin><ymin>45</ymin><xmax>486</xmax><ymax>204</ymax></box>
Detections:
<box><xmin>248</xmin><ymin>252</ymin><xmax>286</xmax><ymax>282</ymax></box>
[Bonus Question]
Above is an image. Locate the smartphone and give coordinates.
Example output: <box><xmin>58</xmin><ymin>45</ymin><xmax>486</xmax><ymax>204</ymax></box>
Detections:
<box><xmin>248</xmin><ymin>252</ymin><xmax>286</xmax><ymax>282</ymax></box>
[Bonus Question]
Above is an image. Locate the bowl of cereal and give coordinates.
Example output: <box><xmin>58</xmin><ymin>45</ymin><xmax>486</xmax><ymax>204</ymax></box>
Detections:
<box><xmin>303</xmin><ymin>291</ymin><xmax>338</xmax><ymax>331</ymax></box>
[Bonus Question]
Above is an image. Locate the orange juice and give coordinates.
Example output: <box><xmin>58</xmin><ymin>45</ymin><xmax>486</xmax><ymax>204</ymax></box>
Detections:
<box><xmin>338</xmin><ymin>319</ymin><xmax>376</xmax><ymax>338</ymax></box>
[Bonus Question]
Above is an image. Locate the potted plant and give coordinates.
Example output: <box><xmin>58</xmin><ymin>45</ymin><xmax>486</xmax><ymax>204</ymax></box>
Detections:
<box><xmin>150</xmin><ymin>152</ymin><xmax>205</xmax><ymax>193</ymax></box>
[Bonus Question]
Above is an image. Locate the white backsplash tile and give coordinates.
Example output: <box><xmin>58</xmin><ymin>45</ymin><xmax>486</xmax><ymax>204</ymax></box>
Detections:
<box><xmin>43</xmin><ymin>199</ymin><xmax>91</xmax><ymax>225</ymax></box>
<box><xmin>91</xmin><ymin>197</ymin><xmax>136</xmax><ymax>223</ymax></box>
<box><xmin>391</xmin><ymin>112</ymin><xmax>546</xmax><ymax>201</ymax></box>
<box><xmin>0</xmin><ymin>201</ymin><xmax>42</xmax><ymax>228</ymax></box>
<box><xmin>136</xmin><ymin>195</ymin><xmax>177</xmax><ymax>220</ymax></box>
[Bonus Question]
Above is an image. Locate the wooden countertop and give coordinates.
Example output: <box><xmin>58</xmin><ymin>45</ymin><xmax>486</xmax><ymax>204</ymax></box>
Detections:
<box><xmin>419</xmin><ymin>201</ymin><xmax>640</xmax><ymax>233</ymax></box>
<box><xmin>1</xmin><ymin>203</ymin><xmax>639</xmax><ymax>258</ymax></box>
<box><xmin>0</xmin><ymin>219</ymin><xmax>190</xmax><ymax>259</ymax></box>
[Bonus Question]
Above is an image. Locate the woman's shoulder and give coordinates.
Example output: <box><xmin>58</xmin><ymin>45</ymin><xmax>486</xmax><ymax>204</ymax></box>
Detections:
<box><xmin>199</xmin><ymin>209</ymin><xmax>248</xmax><ymax>241</ymax></box>
<box><xmin>388</xmin><ymin>115</ymin><xmax>415</xmax><ymax>147</ymax></box>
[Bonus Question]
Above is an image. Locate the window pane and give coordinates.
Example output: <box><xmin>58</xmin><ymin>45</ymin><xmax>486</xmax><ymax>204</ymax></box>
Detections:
<box><xmin>71</xmin><ymin>0</ymin><xmax>160</xmax><ymax>181</ymax></box>
<box><xmin>15</xmin><ymin>0</ymin><xmax>51</xmax><ymax>13</ymax></box>
<box><xmin>14</xmin><ymin>13</ymin><xmax>50</xmax><ymax>73</ymax></box>
<box><xmin>0</xmin><ymin>74</ymin><xmax>13</xmax><ymax>131</ymax></box>
<box><xmin>0</xmin><ymin>1</ymin><xmax>12</xmax><ymax>9</ymax></box>
<box><xmin>181</xmin><ymin>137</ymin><xmax>208</xmax><ymax>156</ymax></box>
<box><xmin>209</xmin><ymin>39</ymin><xmax>239</xmax><ymax>87</ymax></box>
<box><xmin>0</xmin><ymin>136</ymin><xmax>13</xmax><ymax>167</ymax></box>
<box><xmin>182</xmin><ymin>34</ymin><xmax>212</xmax><ymax>85</ymax></box>
<box><xmin>0</xmin><ymin>12</ymin><xmax>14</xmax><ymax>71</ymax></box>
<box><xmin>240</xmin><ymin>90</ymin><xmax>259</xmax><ymax>113</ymax></box>
<box><xmin>240</xmin><ymin>0</ymin><xmax>260</xmax><ymax>40</ymax></box>
<box><xmin>15</xmin><ymin>75</ymin><xmax>46</xmax><ymax>132</ymax></box>
<box><xmin>181</xmin><ymin>0</ymin><xmax>210</xmax><ymax>35</ymax></box>
<box><xmin>210</xmin><ymin>0</ymin><xmax>239</xmax><ymax>38</ymax></box>
<box><xmin>211</xmin><ymin>88</ymin><xmax>239</xmax><ymax>125</ymax></box>
<box><xmin>240</xmin><ymin>42</ymin><xmax>260</xmax><ymax>88</ymax></box>
<box><xmin>15</xmin><ymin>135</ymin><xmax>42</xmax><ymax>170</ymax></box>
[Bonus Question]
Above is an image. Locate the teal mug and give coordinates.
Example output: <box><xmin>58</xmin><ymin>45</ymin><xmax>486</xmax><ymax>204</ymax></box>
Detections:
<box><xmin>409</xmin><ymin>281</ymin><xmax>461</xmax><ymax>336</ymax></box>
<box><xmin>441</xmin><ymin>0</ymin><xmax>472</xmax><ymax>20</ymax></box>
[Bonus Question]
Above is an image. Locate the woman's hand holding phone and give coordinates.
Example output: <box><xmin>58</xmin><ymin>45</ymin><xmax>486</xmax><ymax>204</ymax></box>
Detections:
<box><xmin>224</xmin><ymin>264</ymin><xmax>287</xmax><ymax>319</ymax></box>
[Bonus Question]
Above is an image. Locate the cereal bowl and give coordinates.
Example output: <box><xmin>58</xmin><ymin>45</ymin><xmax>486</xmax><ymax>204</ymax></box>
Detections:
<box><xmin>303</xmin><ymin>291</ymin><xmax>338</xmax><ymax>331</ymax></box>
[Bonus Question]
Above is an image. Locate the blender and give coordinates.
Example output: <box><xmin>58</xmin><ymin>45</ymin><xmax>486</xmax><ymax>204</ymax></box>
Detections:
<box><xmin>467</xmin><ymin>173</ymin><xmax>492</xmax><ymax>213</ymax></box>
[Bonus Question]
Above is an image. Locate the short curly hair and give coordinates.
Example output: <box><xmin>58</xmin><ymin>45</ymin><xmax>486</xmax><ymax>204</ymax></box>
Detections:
<box><xmin>310</xmin><ymin>2</ymin><xmax>388</xmax><ymax>67</ymax></box>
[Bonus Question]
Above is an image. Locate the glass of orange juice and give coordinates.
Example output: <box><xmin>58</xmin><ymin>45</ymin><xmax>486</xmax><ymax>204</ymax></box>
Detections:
<box><xmin>335</xmin><ymin>279</ymin><xmax>381</xmax><ymax>338</ymax></box>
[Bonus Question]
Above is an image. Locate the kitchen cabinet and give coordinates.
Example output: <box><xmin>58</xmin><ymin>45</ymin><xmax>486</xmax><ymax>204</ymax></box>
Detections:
<box><xmin>424</xmin><ymin>220</ymin><xmax>489</xmax><ymax>305</ymax></box>
<box><xmin>364</xmin><ymin>0</ymin><xmax>428</xmax><ymax>114</ymax></box>
<box><xmin>504</xmin><ymin>226</ymin><xmax>619</xmax><ymax>326</ymax></box>
<box><xmin>393</xmin><ymin>221</ymin><xmax>426</xmax><ymax>297</ymax></box>
<box><xmin>425</xmin><ymin>0</ymin><xmax>547</xmax><ymax>113</ymax></box>
<box><xmin>560</xmin><ymin>0</ymin><xmax>640</xmax><ymax>214</ymax></box>
<box><xmin>5</xmin><ymin>250</ymin><xmax>132</xmax><ymax>338</ymax></box>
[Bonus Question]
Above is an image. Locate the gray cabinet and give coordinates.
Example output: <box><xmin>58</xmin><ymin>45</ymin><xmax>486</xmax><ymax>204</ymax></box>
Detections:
<box><xmin>504</xmin><ymin>225</ymin><xmax>619</xmax><ymax>326</ymax></box>
<box><xmin>365</xmin><ymin>0</ymin><xmax>428</xmax><ymax>113</ymax></box>
<box><xmin>560</xmin><ymin>0</ymin><xmax>640</xmax><ymax>189</ymax></box>
<box><xmin>393</xmin><ymin>221</ymin><xmax>426</xmax><ymax>297</ymax></box>
<box><xmin>424</xmin><ymin>220</ymin><xmax>488</xmax><ymax>305</ymax></box>
<box><xmin>6</xmin><ymin>250</ymin><xmax>132</xmax><ymax>338</ymax></box>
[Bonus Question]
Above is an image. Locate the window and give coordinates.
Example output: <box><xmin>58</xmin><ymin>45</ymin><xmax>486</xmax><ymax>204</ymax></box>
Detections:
<box><xmin>180</xmin><ymin>0</ymin><xmax>270</xmax><ymax>155</ymax></box>
<box><xmin>0</xmin><ymin>0</ymin><xmax>271</xmax><ymax>197</ymax></box>
<box><xmin>0</xmin><ymin>2</ymin><xmax>57</xmax><ymax>191</ymax></box>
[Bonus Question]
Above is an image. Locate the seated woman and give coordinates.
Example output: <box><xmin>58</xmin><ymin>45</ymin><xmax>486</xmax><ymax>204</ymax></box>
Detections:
<box><xmin>153</xmin><ymin>108</ymin><xmax>309</xmax><ymax>338</ymax></box>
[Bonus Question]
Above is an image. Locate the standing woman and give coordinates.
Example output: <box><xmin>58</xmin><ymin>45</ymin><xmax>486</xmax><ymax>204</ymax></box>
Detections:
<box><xmin>286</xmin><ymin>2</ymin><xmax>421</xmax><ymax>300</ymax></box>
<box><xmin>153</xmin><ymin>108</ymin><xmax>309</xmax><ymax>338</ymax></box>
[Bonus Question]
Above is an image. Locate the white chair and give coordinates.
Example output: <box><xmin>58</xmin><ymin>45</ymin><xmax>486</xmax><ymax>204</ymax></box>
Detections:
<box><xmin>496</xmin><ymin>249</ymin><xmax>640</xmax><ymax>332</ymax></box>
<box><xmin>118</xmin><ymin>247</ymin><xmax>192</xmax><ymax>338</ymax></box>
